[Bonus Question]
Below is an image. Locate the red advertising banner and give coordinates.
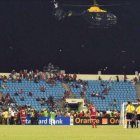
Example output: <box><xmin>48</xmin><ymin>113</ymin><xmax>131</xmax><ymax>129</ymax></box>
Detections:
<box><xmin>74</xmin><ymin>117</ymin><xmax>120</xmax><ymax>125</ymax></box>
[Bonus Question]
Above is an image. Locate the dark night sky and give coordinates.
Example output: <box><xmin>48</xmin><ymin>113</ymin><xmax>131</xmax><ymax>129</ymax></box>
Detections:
<box><xmin>0</xmin><ymin>0</ymin><xmax>140</xmax><ymax>74</ymax></box>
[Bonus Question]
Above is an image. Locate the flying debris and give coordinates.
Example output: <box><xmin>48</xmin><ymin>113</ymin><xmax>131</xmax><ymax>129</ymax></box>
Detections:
<box><xmin>52</xmin><ymin>0</ymin><xmax>72</xmax><ymax>21</ymax></box>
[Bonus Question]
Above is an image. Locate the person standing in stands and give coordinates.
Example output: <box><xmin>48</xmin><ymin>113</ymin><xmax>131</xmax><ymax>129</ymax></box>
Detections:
<box><xmin>20</xmin><ymin>106</ymin><xmax>27</xmax><ymax>125</ymax></box>
<box><xmin>136</xmin><ymin>103</ymin><xmax>140</xmax><ymax>128</ymax></box>
<box><xmin>43</xmin><ymin>109</ymin><xmax>48</xmax><ymax>117</ymax></box>
<box><xmin>89</xmin><ymin>104</ymin><xmax>97</xmax><ymax>128</ymax></box>
<box><xmin>2</xmin><ymin>109</ymin><xmax>9</xmax><ymax>125</ymax></box>
<box><xmin>9</xmin><ymin>108</ymin><xmax>16</xmax><ymax>125</ymax></box>
<box><xmin>125</xmin><ymin>101</ymin><xmax>135</xmax><ymax>128</ymax></box>
<box><xmin>112</xmin><ymin>99</ymin><xmax>117</xmax><ymax>110</ymax></box>
<box><xmin>31</xmin><ymin>109</ymin><xmax>35</xmax><ymax>125</ymax></box>
<box><xmin>50</xmin><ymin>110</ymin><xmax>56</xmax><ymax>125</ymax></box>
<box><xmin>30</xmin><ymin>109</ymin><xmax>38</xmax><ymax>125</ymax></box>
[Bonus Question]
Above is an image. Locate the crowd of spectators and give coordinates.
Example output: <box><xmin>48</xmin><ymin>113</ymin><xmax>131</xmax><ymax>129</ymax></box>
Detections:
<box><xmin>0</xmin><ymin>65</ymin><xmax>79</xmax><ymax>107</ymax></box>
<box><xmin>0</xmin><ymin>104</ymin><xmax>120</xmax><ymax>125</ymax></box>
<box><xmin>0</xmin><ymin>92</ymin><xmax>15</xmax><ymax>107</ymax></box>
<box><xmin>0</xmin><ymin>70</ymin><xmax>76</xmax><ymax>85</ymax></box>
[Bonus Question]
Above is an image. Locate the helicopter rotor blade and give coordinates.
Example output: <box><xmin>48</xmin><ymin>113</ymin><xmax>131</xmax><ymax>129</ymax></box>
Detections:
<box><xmin>62</xmin><ymin>3</ymin><xmax>130</xmax><ymax>7</ymax></box>
<box><xmin>99</xmin><ymin>3</ymin><xmax>130</xmax><ymax>7</ymax></box>
<box><xmin>62</xmin><ymin>4</ymin><xmax>92</xmax><ymax>7</ymax></box>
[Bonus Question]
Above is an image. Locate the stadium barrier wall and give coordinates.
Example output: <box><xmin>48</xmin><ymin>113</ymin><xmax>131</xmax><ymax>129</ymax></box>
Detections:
<box><xmin>25</xmin><ymin>116</ymin><xmax>119</xmax><ymax>125</ymax></box>
<box><xmin>26</xmin><ymin>117</ymin><xmax>70</xmax><ymax>125</ymax></box>
<box><xmin>0</xmin><ymin>73</ymin><xmax>137</xmax><ymax>81</ymax></box>
<box><xmin>73</xmin><ymin>117</ymin><xmax>120</xmax><ymax>125</ymax></box>
<box><xmin>76</xmin><ymin>74</ymin><xmax>137</xmax><ymax>81</ymax></box>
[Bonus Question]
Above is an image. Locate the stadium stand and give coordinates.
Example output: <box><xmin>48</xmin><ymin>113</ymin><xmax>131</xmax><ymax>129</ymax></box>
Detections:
<box><xmin>0</xmin><ymin>67</ymin><xmax>139</xmax><ymax>125</ymax></box>
<box><xmin>0</xmin><ymin>75</ymin><xmax>137</xmax><ymax>111</ymax></box>
<box><xmin>1</xmin><ymin>79</ymin><xmax>65</xmax><ymax>110</ymax></box>
<box><xmin>69</xmin><ymin>80</ymin><xmax>137</xmax><ymax>111</ymax></box>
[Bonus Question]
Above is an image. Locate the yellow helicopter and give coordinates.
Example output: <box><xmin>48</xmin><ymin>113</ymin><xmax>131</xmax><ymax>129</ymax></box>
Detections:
<box><xmin>52</xmin><ymin>0</ymin><xmax>118</xmax><ymax>27</ymax></box>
